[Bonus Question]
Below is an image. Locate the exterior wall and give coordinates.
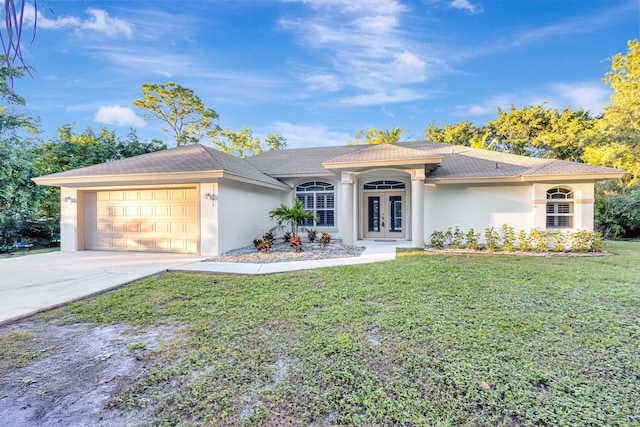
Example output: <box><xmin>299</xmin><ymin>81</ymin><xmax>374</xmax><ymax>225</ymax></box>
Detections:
<box><xmin>216</xmin><ymin>179</ymin><xmax>286</xmax><ymax>255</ymax></box>
<box><xmin>60</xmin><ymin>187</ymin><xmax>84</xmax><ymax>251</ymax></box>
<box><xmin>199</xmin><ymin>182</ymin><xmax>219</xmax><ymax>257</ymax></box>
<box><xmin>424</xmin><ymin>181</ymin><xmax>597</xmax><ymax>243</ymax></box>
<box><xmin>532</xmin><ymin>182</ymin><xmax>595</xmax><ymax>231</ymax></box>
<box><xmin>424</xmin><ymin>183</ymin><xmax>534</xmax><ymax>240</ymax></box>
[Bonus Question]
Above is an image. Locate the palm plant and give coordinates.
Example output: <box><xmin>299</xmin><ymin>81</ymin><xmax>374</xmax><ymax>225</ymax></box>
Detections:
<box><xmin>269</xmin><ymin>199</ymin><xmax>317</xmax><ymax>236</ymax></box>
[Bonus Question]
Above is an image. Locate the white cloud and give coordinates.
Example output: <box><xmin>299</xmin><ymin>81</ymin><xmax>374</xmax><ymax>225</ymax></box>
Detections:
<box><xmin>341</xmin><ymin>89</ymin><xmax>428</xmax><ymax>106</ymax></box>
<box><xmin>450</xmin><ymin>0</ymin><xmax>483</xmax><ymax>14</ymax></box>
<box><xmin>94</xmin><ymin>105</ymin><xmax>146</xmax><ymax>127</ymax></box>
<box><xmin>454</xmin><ymin>81</ymin><xmax>611</xmax><ymax>118</ymax></box>
<box><xmin>279</xmin><ymin>0</ymin><xmax>440</xmax><ymax>104</ymax></box>
<box><xmin>268</xmin><ymin>122</ymin><xmax>352</xmax><ymax>148</ymax></box>
<box><xmin>304</xmin><ymin>73</ymin><xmax>342</xmax><ymax>92</ymax></box>
<box><xmin>26</xmin><ymin>5</ymin><xmax>132</xmax><ymax>38</ymax></box>
<box><xmin>549</xmin><ymin>82</ymin><xmax>610</xmax><ymax>114</ymax></box>
<box><xmin>80</xmin><ymin>9</ymin><xmax>133</xmax><ymax>38</ymax></box>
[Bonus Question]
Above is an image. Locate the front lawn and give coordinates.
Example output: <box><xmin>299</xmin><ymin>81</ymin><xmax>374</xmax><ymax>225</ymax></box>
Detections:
<box><xmin>30</xmin><ymin>242</ymin><xmax>640</xmax><ymax>424</ymax></box>
<box><xmin>0</xmin><ymin>246</ymin><xmax>59</xmax><ymax>259</ymax></box>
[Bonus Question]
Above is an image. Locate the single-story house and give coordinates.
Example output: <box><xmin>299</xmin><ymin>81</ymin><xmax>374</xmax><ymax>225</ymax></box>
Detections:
<box><xmin>33</xmin><ymin>141</ymin><xmax>625</xmax><ymax>255</ymax></box>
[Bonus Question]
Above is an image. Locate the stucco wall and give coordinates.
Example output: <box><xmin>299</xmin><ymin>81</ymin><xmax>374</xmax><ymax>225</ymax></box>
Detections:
<box><xmin>199</xmin><ymin>182</ymin><xmax>219</xmax><ymax>257</ymax></box>
<box><xmin>424</xmin><ymin>183</ymin><xmax>535</xmax><ymax>239</ymax></box>
<box><xmin>216</xmin><ymin>180</ymin><xmax>286</xmax><ymax>255</ymax></box>
<box><xmin>423</xmin><ymin>181</ymin><xmax>597</xmax><ymax>242</ymax></box>
<box><xmin>60</xmin><ymin>187</ymin><xmax>83</xmax><ymax>251</ymax></box>
<box><xmin>532</xmin><ymin>182</ymin><xmax>595</xmax><ymax>231</ymax></box>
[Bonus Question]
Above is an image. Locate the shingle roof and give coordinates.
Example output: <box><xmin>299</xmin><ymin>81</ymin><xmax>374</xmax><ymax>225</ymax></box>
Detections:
<box><xmin>249</xmin><ymin>140</ymin><xmax>623</xmax><ymax>180</ymax></box>
<box><xmin>35</xmin><ymin>140</ymin><xmax>624</xmax><ymax>188</ymax></box>
<box><xmin>37</xmin><ymin>144</ymin><xmax>285</xmax><ymax>188</ymax></box>
<box><xmin>395</xmin><ymin>141</ymin><xmax>621</xmax><ymax>180</ymax></box>
<box><xmin>246</xmin><ymin>145</ymin><xmax>365</xmax><ymax>175</ymax></box>
<box><xmin>325</xmin><ymin>143</ymin><xmax>439</xmax><ymax>164</ymax></box>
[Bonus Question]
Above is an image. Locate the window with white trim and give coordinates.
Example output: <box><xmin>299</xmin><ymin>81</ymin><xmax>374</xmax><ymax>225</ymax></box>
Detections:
<box><xmin>363</xmin><ymin>180</ymin><xmax>406</xmax><ymax>190</ymax></box>
<box><xmin>296</xmin><ymin>181</ymin><xmax>335</xmax><ymax>227</ymax></box>
<box><xmin>546</xmin><ymin>187</ymin><xmax>574</xmax><ymax>228</ymax></box>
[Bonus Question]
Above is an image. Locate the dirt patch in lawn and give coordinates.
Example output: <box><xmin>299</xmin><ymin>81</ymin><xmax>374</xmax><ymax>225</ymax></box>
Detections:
<box><xmin>0</xmin><ymin>318</ymin><xmax>178</xmax><ymax>427</ymax></box>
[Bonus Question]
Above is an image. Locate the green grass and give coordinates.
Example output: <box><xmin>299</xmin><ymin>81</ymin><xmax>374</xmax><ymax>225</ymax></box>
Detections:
<box><xmin>0</xmin><ymin>247</ymin><xmax>59</xmax><ymax>259</ymax></box>
<box><xmin>0</xmin><ymin>330</ymin><xmax>49</xmax><ymax>371</ymax></box>
<box><xmin>42</xmin><ymin>241</ymin><xmax>640</xmax><ymax>425</ymax></box>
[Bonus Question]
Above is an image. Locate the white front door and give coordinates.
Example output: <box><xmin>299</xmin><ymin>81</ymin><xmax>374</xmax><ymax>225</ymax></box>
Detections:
<box><xmin>363</xmin><ymin>191</ymin><xmax>405</xmax><ymax>239</ymax></box>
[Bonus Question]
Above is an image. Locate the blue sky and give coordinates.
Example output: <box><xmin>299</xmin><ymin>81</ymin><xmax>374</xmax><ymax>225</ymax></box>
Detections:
<box><xmin>11</xmin><ymin>0</ymin><xmax>640</xmax><ymax>149</ymax></box>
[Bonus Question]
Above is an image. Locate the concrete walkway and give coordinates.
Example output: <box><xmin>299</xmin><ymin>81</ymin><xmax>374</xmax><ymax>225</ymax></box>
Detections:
<box><xmin>0</xmin><ymin>240</ymin><xmax>410</xmax><ymax>325</ymax></box>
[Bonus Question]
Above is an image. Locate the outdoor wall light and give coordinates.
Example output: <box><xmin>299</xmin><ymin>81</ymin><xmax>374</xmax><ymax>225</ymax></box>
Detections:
<box><xmin>204</xmin><ymin>193</ymin><xmax>216</xmax><ymax>205</ymax></box>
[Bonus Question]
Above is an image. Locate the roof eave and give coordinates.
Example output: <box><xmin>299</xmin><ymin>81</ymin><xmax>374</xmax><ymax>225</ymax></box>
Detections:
<box><xmin>323</xmin><ymin>156</ymin><xmax>443</xmax><ymax>170</ymax></box>
<box><xmin>221</xmin><ymin>171</ymin><xmax>290</xmax><ymax>190</ymax></box>
<box><xmin>520</xmin><ymin>172</ymin><xmax>627</xmax><ymax>182</ymax></box>
<box><xmin>265</xmin><ymin>171</ymin><xmax>337</xmax><ymax>179</ymax></box>
<box><xmin>427</xmin><ymin>172</ymin><xmax>626</xmax><ymax>185</ymax></box>
<box><xmin>33</xmin><ymin>171</ymin><xmax>226</xmax><ymax>188</ymax></box>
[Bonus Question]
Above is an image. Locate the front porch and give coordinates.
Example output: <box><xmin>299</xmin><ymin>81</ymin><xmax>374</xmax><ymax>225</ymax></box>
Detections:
<box><xmin>322</xmin><ymin>144</ymin><xmax>443</xmax><ymax>248</ymax></box>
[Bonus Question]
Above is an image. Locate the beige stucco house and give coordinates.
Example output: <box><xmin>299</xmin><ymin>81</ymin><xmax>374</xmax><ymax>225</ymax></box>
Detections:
<box><xmin>33</xmin><ymin>141</ymin><xmax>625</xmax><ymax>256</ymax></box>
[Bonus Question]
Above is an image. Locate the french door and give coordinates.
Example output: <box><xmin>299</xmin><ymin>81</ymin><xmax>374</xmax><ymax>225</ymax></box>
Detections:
<box><xmin>363</xmin><ymin>191</ymin><xmax>405</xmax><ymax>239</ymax></box>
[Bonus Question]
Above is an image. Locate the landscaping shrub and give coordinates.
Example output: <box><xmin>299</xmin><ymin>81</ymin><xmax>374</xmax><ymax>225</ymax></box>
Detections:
<box><xmin>290</xmin><ymin>235</ymin><xmax>304</xmax><ymax>252</ymax></box>
<box><xmin>465</xmin><ymin>228</ymin><xmax>480</xmax><ymax>250</ymax></box>
<box><xmin>319</xmin><ymin>232</ymin><xmax>331</xmax><ymax>247</ymax></box>
<box><xmin>500</xmin><ymin>224</ymin><xmax>516</xmax><ymax>252</ymax></box>
<box><xmin>484</xmin><ymin>227</ymin><xmax>501</xmax><ymax>252</ymax></box>
<box><xmin>429</xmin><ymin>231</ymin><xmax>445</xmax><ymax>249</ymax></box>
<box><xmin>427</xmin><ymin>226</ymin><xmax>605</xmax><ymax>254</ymax></box>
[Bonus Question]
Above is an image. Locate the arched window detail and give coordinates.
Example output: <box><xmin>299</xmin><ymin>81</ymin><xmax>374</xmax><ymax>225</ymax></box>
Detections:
<box><xmin>546</xmin><ymin>187</ymin><xmax>574</xmax><ymax>228</ymax></box>
<box><xmin>363</xmin><ymin>180</ymin><xmax>406</xmax><ymax>190</ymax></box>
<box><xmin>295</xmin><ymin>181</ymin><xmax>335</xmax><ymax>227</ymax></box>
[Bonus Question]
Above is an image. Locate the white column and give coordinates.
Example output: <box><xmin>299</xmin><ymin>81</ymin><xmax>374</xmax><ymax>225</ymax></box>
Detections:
<box><xmin>341</xmin><ymin>172</ymin><xmax>355</xmax><ymax>246</ymax></box>
<box><xmin>411</xmin><ymin>169</ymin><xmax>425</xmax><ymax>247</ymax></box>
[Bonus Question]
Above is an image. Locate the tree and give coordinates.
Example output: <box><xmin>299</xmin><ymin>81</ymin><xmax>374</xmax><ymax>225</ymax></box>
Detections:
<box><xmin>213</xmin><ymin>127</ymin><xmax>287</xmax><ymax>158</ymax></box>
<box><xmin>32</xmin><ymin>124</ymin><xmax>167</xmax><ymax>237</ymax></box>
<box><xmin>0</xmin><ymin>138</ymin><xmax>39</xmax><ymax>243</ymax></box>
<box><xmin>583</xmin><ymin>40</ymin><xmax>640</xmax><ymax>190</ymax></box>
<box><xmin>0</xmin><ymin>61</ymin><xmax>40</xmax><ymax>137</ymax></box>
<box><xmin>347</xmin><ymin>127</ymin><xmax>406</xmax><ymax>145</ymax></box>
<box><xmin>269</xmin><ymin>200</ymin><xmax>317</xmax><ymax>236</ymax></box>
<box><xmin>484</xmin><ymin>104</ymin><xmax>554</xmax><ymax>156</ymax></box>
<box><xmin>424</xmin><ymin>121</ymin><xmax>486</xmax><ymax>146</ymax></box>
<box><xmin>1</xmin><ymin>1</ymin><xmax>38</xmax><ymax>72</ymax></box>
<box><xmin>601</xmin><ymin>40</ymin><xmax>640</xmax><ymax>144</ymax></box>
<box><xmin>134</xmin><ymin>82</ymin><xmax>220</xmax><ymax>147</ymax></box>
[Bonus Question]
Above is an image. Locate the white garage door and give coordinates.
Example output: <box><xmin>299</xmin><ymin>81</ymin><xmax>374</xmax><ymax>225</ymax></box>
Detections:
<box><xmin>84</xmin><ymin>188</ymin><xmax>198</xmax><ymax>254</ymax></box>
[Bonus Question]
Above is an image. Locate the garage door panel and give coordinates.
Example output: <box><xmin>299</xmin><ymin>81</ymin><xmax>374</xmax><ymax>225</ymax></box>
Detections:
<box><xmin>85</xmin><ymin>188</ymin><xmax>198</xmax><ymax>254</ymax></box>
<box><xmin>97</xmin><ymin>223</ymin><xmax>112</xmax><ymax>232</ymax></box>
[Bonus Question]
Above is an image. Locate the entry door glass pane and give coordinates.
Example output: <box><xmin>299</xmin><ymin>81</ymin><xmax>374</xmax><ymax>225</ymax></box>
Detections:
<box><xmin>389</xmin><ymin>195</ymin><xmax>402</xmax><ymax>232</ymax></box>
<box><xmin>368</xmin><ymin>197</ymin><xmax>380</xmax><ymax>232</ymax></box>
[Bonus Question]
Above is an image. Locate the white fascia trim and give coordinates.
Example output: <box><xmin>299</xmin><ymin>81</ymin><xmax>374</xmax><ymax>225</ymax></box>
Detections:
<box><xmin>32</xmin><ymin>171</ymin><xmax>226</xmax><ymax>187</ymax></box>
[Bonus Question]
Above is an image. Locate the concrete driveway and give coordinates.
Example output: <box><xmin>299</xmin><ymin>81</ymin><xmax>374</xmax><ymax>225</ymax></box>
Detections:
<box><xmin>0</xmin><ymin>251</ymin><xmax>204</xmax><ymax>325</ymax></box>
